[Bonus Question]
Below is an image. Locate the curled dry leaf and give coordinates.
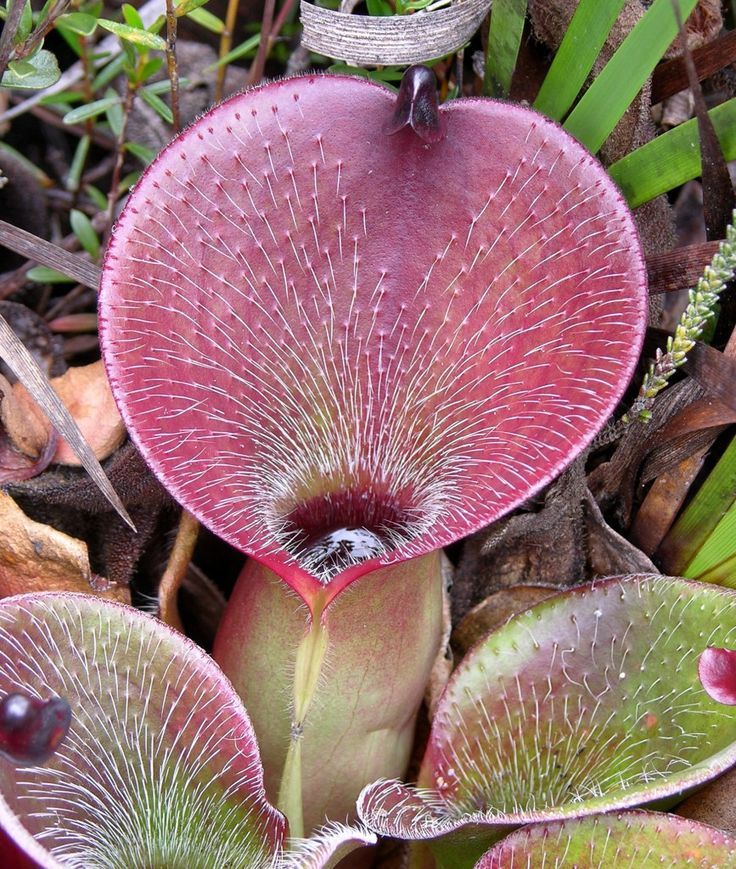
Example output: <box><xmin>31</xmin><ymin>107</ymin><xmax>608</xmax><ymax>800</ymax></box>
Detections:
<box><xmin>677</xmin><ymin>765</ymin><xmax>736</xmax><ymax>837</ymax></box>
<box><xmin>299</xmin><ymin>0</ymin><xmax>492</xmax><ymax>66</ymax></box>
<box><xmin>0</xmin><ymin>374</ymin><xmax>57</xmax><ymax>483</ymax></box>
<box><xmin>33</xmin><ymin>361</ymin><xmax>125</xmax><ymax>466</ymax></box>
<box><xmin>451</xmin><ymin>585</ymin><xmax>555</xmax><ymax>660</ymax></box>
<box><xmin>0</xmin><ymin>490</ymin><xmax>128</xmax><ymax>603</ymax></box>
<box><xmin>0</xmin><ymin>374</ymin><xmax>49</xmax><ymax>459</ymax></box>
<box><xmin>0</xmin><ymin>362</ymin><xmax>125</xmax><ymax>477</ymax></box>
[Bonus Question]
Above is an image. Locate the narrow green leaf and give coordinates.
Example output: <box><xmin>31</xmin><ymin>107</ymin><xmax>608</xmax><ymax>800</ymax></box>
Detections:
<box><xmin>687</xmin><ymin>502</ymin><xmax>736</xmax><ymax>584</ymax></box>
<box><xmin>15</xmin><ymin>0</ymin><xmax>33</xmax><ymax>44</ymax></box>
<box><xmin>56</xmin><ymin>11</ymin><xmax>97</xmax><ymax>35</ymax></box>
<box><xmin>0</xmin><ymin>48</ymin><xmax>60</xmax><ymax>89</ymax></box>
<box><xmin>62</xmin><ymin>94</ymin><xmax>120</xmax><ymax>125</ymax></box>
<box><xmin>104</xmin><ymin>86</ymin><xmax>124</xmax><ymax>136</ymax></box>
<box><xmin>203</xmin><ymin>33</ymin><xmax>260</xmax><ymax>71</ymax></box>
<box><xmin>124</xmin><ymin>140</ymin><xmax>156</xmax><ymax>164</ymax></box>
<box><xmin>70</xmin><ymin>209</ymin><xmax>100</xmax><ymax>260</ymax></box>
<box><xmin>54</xmin><ymin>21</ymin><xmax>83</xmax><ymax>56</ymax></box>
<box><xmin>563</xmin><ymin>0</ymin><xmax>698</xmax><ymax>153</ymax></box>
<box><xmin>119</xmin><ymin>170</ymin><xmax>141</xmax><ymax>193</ymax></box>
<box><xmin>144</xmin><ymin>76</ymin><xmax>182</xmax><ymax>96</ymax></box>
<box><xmin>84</xmin><ymin>184</ymin><xmax>108</xmax><ymax>210</ymax></box>
<box><xmin>534</xmin><ymin>0</ymin><xmax>627</xmax><ymax>121</ymax></box>
<box><xmin>174</xmin><ymin>0</ymin><xmax>210</xmax><ymax>15</ymax></box>
<box><xmin>39</xmin><ymin>89</ymin><xmax>84</xmax><ymax>105</ymax></box>
<box><xmin>140</xmin><ymin>86</ymin><xmax>173</xmax><ymax>123</ymax></box>
<box><xmin>65</xmin><ymin>134</ymin><xmax>91</xmax><ymax>192</ymax></box>
<box><xmin>484</xmin><ymin>0</ymin><xmax>527</xmax><ymax>99</ymax></box>
<box><xmin>98</xmin><ymin>19</ymin><xmax>166</xmax><ymax>51</ymax></box>
<box><xmin>659</xmin><ymin>437</ymin><xmax>736</xmax><ymax>577</ymax></box>
<box><xmin>91</xmin><ymin>53</ymin><xmax>126</xmax><ymax>91</ymax></box>
<box><xmin>609</xmin><ymin>97</ymin><xmax>736</xmax><ymax>207</ymax></box>
<box><xmin>140</xmin><ymin>56</ymin><xmax>164</xmax><ymax>79</ymax></box>
<box><xmin>185</xmin><ymin>6</ymin><xmax>224</xmax><ymax>34</ymax></box>
<box><xmin>121</xmin><ymin>38</ymin><xmax>137</xmax><ymax>68</ymax></box>
<box><xmin>35</xmin><ymin>0</ymin><xmax>56</xmax><ymax>23</ymax></box>
<box><xmin>0</xmin><ymin>141</ymin><xmax>52</xmax><ymax>186</ymax></box>
<box><xmin>121</xmin><ymin>2</ymin><xmax>144</xmax><ymax>29</ymax></box>
<box><xmin>27</xmin><ymin>265</ymin><xmax>76</xmax><ymax>283</ymax></box>
<box><xmin>365</xmin><ymin>0</ymin><xmax>392</xmax><ymax>15</ymax></box>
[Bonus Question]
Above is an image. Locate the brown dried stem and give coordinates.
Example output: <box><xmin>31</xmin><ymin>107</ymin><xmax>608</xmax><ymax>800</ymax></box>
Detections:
<box><xmin>214</xmin><ymin>0</ymin><xmax>240</xmax><ymax>103</ymax></box>
<box><xmin>158</xmin><ymin>510</ymin><xmax>200</xmax><ymax>631</ymax></box>
<box><xmin>247</xmin><ymin>0</ymin><xmax>277</xmax><ymax>86</ymax></box>
<box><xmin>165</xmin><ymin>0</ymin><xmax>181</xmax><ymax>134</ymax></box>
<box><xmin>105</xmin><ymin>81</ymin><xmax>137</xmax><ymax>229</ymax></box>
<box><xmin>0</xmin><ymin>0</ymin><xmax>24</xmax><ymax>80</ymax></box>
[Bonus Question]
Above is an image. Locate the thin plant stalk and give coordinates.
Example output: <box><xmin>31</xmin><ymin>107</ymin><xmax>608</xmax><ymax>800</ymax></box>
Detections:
<box><xmin>247</xmin><ymin>0</ymin><xmax>277</xmax><ymax>86</ymax></box>
<box><xmin>214</xmin><ymin>0</ymin><xmax>240</xmax><ymax>103</ymax></box>
<box><xmin>158</xmin><ymin>509</ymin><xmax>199</xmax><ymax>631</ymax></box>
<box><xmin>269</xmin><ymin>0</ymin><xmax>298</xmax><ymax>47</ymax></box>
<box><xmin>0</xmin><ymin>0</ymin><xmax>26</xmax><ymax>80</ymax></box>
<box><xmin>105</xmin><ymin>80</ymin><xmax>137</xmax><ymax>229</ymax></box>
<box><xmin>4</xmin><ymin>0</ymin><xmax>71</xmax><ymax>69</ymax></box>
<box><xmin>165</xmin><ymin>0</ymin><xmax>181</xmax><ymax>133</ymax></box>
<box><xmin>72</xmin><ymin>34</ymin><xmax>97</xmax><ymax>199</ymax></box>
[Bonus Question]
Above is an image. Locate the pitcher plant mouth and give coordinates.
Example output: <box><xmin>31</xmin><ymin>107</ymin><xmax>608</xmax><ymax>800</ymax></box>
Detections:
<box><xmin>99</xmin><ymin>71</ymin><xmax>648</xmax><ymax>607</ymax></box>
<box><xmin>276</xmin><ymin>484</ymin><xmax>425</xmax><ymax>583</ymax></box>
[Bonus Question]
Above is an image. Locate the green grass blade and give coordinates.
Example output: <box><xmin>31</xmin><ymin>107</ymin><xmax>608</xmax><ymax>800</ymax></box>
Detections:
<box><xmin>686</xmin><ymin>501</ymin><xmax>736</xmax><ymax>584</ymax></box>
<box><xmin>534</xmin><ymin>0</ymin><xmax>627</xmax><ymax>121</ymax></box>
<box><xmin>658</xmin><ymin>432</ymin><xmax>736</xmax><ymax>576</ymax></box>
<box><xmin>608</xmin><ymin>97</ymin><xmax>736</xmax><ymax>207</ymax></box>
<box><xmin>563</xmin><ymin>0</ymin><xmax>698</xmax><ymax>153</ymax></box>
<box><xmin>483</xmin><ymin>0</ymin><xmax>527</xmax><ymax>98</ymax></box>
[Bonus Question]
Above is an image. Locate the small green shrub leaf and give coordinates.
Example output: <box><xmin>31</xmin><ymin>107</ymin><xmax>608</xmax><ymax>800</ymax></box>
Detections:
<box><xmin>56</xmin><ymin>12</ymin><xmax>98</xmax><ymax>36</ymax></box>
<box><xmin>0</xmin><ymin>50</ymin><xmax>60</xmax><ymax>90</ymax></box>
<box><xmin>69</xmin><ymin>209</ymin><xmax>100</xmax><ymax>260</ymax></box>
<box><xmin>63</xmin><ymin>94</ymin><xmax>121</xmax><ymax>125</ymax></box>
<box><xmin>98</xmin><ymin>19</ymin><xmax>166</xmax><ymax>52</ymax></box>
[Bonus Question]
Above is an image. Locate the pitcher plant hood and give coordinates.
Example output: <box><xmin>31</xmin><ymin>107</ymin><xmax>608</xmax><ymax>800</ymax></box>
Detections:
<box><xmin>99</xmin><ymin>69</ymin><xmax>647</xmax><ymax>606</ymax></box>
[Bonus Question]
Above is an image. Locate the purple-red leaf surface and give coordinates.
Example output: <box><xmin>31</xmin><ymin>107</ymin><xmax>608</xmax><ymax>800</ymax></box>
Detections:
<box><xmin>99</xmin><ymin>71</ymin><xmax>647</xmax><ymax>607</ymax></box>
<box><xmin>476</xmin><ymin>811</ymin><xmax>736</xmax><ymax>867</ymax></box>
<box><xmin>358</xmin><ymin>575</ymin><xmax>736</xmax><ymax>866</ymax></box>
<box><xmin>0</xmin><ymin>593</ymin><xmax>284</xmax><ymax>868</ymax></box>
<box><xmin>699</xmin><ymin>646</ymin><xmax>736</xmax><ymax>705</ymax></box>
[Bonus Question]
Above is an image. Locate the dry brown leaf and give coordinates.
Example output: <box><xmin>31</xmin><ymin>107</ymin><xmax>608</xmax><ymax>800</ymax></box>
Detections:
<box><xmin>677</xmin><ymin>767</ymin><xmax>736</xmax><ymax>835</ymax></box>
<box><xmin>0</xmin><ymin>372</ymin><xmax>49</xmax><ymax>458</ymax></box>
<box><xmin>300</xmin><ymin>0</ymin><xmax>491</xmax><ymax>65</ymax></box>
<box><xmin>630</xmin><ymin>447</ymin><xmax>711</xmax><ymax>556</ymax></box>
<box><xmin>452</xmin><ymin>585</ymin><xmax>556</xmax><ymax>660</ymax></box>
<box><xmin>0</xmin><ymin>489</ymin><xmax>128</xmax><ymax>602</ymax></box>
<box><xmin>13</xmin><ymin>360</ymin><xmax>125</xmax><ymax>466</ymax></box>
<box><xmin>425</xmin><ymin>554</ymin><xmax>454</xmax><ymax>720</ymax></box>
